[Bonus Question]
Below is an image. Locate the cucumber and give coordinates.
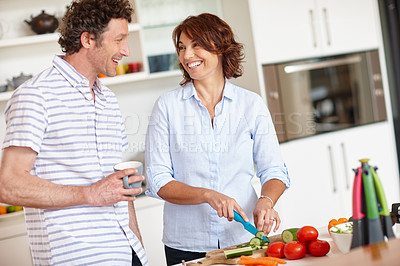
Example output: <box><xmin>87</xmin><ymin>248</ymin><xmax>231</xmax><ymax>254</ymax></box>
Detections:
<box><xmin>282</xmin><ymin>228</ymin><xmax>300</xmax><ymax>243</ymax></box>
<box><xmin>224</xmin><ymin>246</ymin><xmax>254</xmax><ymax>259</ymax></box>
<box><xmin>249</xmin><ymin>237</ymin><xmax>262</xmax><ymax>247</ymax></box>
<box><xmin>255</xmin><ymin>231</ymin><xmax>265</xmax><ymax>239</ymax></box>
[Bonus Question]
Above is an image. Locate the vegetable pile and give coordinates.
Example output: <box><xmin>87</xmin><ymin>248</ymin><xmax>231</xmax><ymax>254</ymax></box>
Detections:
<box><xmin>0</xmin><ymin>205</ymin><xmax>23</xmax><ymax>215</ymax></box>
<box><xmin>224</xmin><ymin>225</ymin><xmax>330</xmax><ymax>263</ymax></box>
<box><xmin>266</xmin><ymin>226</ymin><xmax>330</xmax><ymax>260</ymax></box>
<box><xmin>328</xmin><ymin>217</ymin><xmax>350</xmax><ymax>234</ymax></box>
<box><xmin>330</xmin><ymin>222</ymin><xmax>353</xmax><ymax>234</ymax></box>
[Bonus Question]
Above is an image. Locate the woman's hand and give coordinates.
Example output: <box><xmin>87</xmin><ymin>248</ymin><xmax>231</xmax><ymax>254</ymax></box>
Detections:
<box><xmin>204</xmin><ymin>190</ymin><xmax>248</xmax><ymax>222</ymax></box>
<box><xmin>253</xmin><ymin>199</ymin><xmax>281</xmax><ymax>235</ymax></box>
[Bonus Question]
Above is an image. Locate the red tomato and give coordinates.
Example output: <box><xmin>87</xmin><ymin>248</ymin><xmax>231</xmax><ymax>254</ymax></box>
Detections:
<box><xmin>303</xmin><ymin>240</ymin><xmax>311</xmax><ymax>254</ymax></box>
<box><xmin>297</xmin><ymin>226</ymin><xmax>319</xmax><ymax>242</ymax></box>
<box><xmin>283</xmin><ymin>241</ymin><xmax>307</xmax><ymax>260</ymax></box>
<box><xmin>266</xmin><ymin>242</ymin><xmax>285</xmax><ymax>258</ymax></box>
<box><xmin>308</xmin><ymin>239</ymin><xmax>330</xmax><ymax>257</ymax></box>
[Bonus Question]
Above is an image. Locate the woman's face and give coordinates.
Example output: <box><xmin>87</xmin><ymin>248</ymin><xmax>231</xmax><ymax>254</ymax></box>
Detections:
<box><xmin>177</xmin><ymin>32</ymin><xmax>223</xmax><ymax>82</ymax></box>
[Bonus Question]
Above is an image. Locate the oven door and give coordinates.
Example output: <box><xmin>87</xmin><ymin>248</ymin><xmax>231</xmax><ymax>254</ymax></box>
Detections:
<box><xmin>263</xmin><ymin>50</ymin><xmax>386</xmax><ymax>142</ymax></box>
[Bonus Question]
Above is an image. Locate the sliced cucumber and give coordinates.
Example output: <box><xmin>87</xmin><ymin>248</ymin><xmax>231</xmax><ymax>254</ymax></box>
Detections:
<box><xmin>255</xmin><ymin>231</ymin><xmax>265</xmax><ymax>239</ymax></box>
<box><xmin>224</xmin><ymin>246</ymin><xmax>254</xmax><ymax>259</ymax></box>
<box><xmin>282</xmin><ymin>228</ymin><xmax>300</xmax><ymax>243</ymax></box>
<box><xmin>249</xmin><ymin>237</ymin><xmax>262</xmax><ymax>247</ymax></box>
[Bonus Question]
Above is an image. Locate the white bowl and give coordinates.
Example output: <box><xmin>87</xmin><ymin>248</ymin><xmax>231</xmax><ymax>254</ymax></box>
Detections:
<box><xmin>330</xmin><ymin>222</ymin><xmax>353</xmax><ymax>254</ymax></box>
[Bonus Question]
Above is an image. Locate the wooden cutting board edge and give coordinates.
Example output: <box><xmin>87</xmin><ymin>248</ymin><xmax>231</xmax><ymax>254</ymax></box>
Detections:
<box><xmin>186</xmin><ymin>234</ymin><xmax>283</xmax><ymax>265</ymax></box>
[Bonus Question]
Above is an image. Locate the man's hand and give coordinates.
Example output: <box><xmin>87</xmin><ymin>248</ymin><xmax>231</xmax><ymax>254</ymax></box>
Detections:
<box><xmin>86</xmin><ymin>168</ymin><xmax>144</xmax><ymax>206</ymax></box>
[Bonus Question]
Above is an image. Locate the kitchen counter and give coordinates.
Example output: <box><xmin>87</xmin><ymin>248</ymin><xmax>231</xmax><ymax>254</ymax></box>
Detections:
<box><xmin>180</xmin><ymin>226</ymin><xmax>400</xmax><ymax>266</ymax></box>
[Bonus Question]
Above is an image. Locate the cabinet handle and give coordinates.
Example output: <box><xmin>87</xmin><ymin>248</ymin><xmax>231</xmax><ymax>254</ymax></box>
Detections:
<box><xmin>328</xmin><ymin>145</ymin><xmax>337</xmax><ymax>193</ymax></box>
<box><xmin>340</xmin><ymin>142</ymin><xmax>350</xmax><ymax>190</ymax></box>
<box><xmin>268</xmin><ymin>91</ymin><xmax>279</xmax><ymax>100</ymax></box>
<box><xmin>309</xmin><ymin>9</ymin><xmax>317</xmax><ymax>48</ymax></box>
<box><xmin>322</xmin><ymin>8</ymin><xmax>331</xmax><ymax>46</ymax></box>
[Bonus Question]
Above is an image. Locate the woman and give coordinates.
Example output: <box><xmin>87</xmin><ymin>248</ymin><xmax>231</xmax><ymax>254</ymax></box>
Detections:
<box><xmin>145</xmin><ymin>13</ymin><xmax>290</xmax><ymax>265</ymax></box>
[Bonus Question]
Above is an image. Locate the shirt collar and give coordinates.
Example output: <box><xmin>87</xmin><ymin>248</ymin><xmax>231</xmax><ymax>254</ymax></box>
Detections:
<box><xmin>52</xmin><ymin>55</ymin><xmax>103</xmax><ymax>98</ymax></box>
<box><xmin>182</xmin><ymin>78</ymin><xmax>234</xmax><ymax>101</ymax></box>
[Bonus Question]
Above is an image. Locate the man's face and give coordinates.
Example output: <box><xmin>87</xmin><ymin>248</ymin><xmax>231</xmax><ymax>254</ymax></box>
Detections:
<box><xmin>90</xmin><ymin>18</ymin><xmax>130</xmax><ymax>77</ymax></box>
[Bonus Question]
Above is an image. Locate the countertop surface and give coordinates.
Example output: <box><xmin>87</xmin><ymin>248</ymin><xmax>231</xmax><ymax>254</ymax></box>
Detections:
<box><xmin>179</xmin><ymin>226</ymin><xmax>400</xmax><ymax>266</ymax></box>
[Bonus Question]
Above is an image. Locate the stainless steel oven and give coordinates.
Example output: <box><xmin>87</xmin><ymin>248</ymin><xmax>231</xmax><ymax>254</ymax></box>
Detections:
<box><xmin>263</xmin><ymin>50</ymin><xmax>387</xmax><ymax>143</ymax></box>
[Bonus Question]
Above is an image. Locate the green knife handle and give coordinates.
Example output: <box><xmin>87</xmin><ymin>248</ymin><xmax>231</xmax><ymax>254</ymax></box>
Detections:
<box><xmin>362</xmin><ymin>164</ymin><xmax>380</xmax><ymax>219</ymax></box>
<box><xmin>370</xmin><ymin>166</ymin><xmax>390</xmax><ymax>216</ymax></box>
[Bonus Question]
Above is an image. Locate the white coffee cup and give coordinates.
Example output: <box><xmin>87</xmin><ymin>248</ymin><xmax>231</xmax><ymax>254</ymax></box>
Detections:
<box><xmin>114</xmin><ymin>161</ymin><xmax>143</xmax><ymax>195</ymax></box>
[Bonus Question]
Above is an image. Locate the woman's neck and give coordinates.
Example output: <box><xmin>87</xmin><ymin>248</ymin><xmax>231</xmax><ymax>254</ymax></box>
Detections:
<box><xmin>194</xmin><ymin>77</ymin><xmax>225</xmax><ymax>107</ymax></box>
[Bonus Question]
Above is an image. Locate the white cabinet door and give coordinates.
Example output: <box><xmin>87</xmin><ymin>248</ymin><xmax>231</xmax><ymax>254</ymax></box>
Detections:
<box><xmin>136</xmin><ymin>197</ymin><xmax>166</xmax><ymax>266</ymax></box>
<box><xmin>250</xmin><ymin>0</ymin><xmax>379</xmax><ymax>64</ymax></box>
<box><xmin>250</xmin><ymin>0</ymin><xmax>318</xmax><ymax>64</ymax></box>
<box><xmin>335</xmin><ymin>122</ymin><xmax>400</xmax><ymax>206</ymax></box>
<box><xmin>317</xmin><ymin>0</ymin><xmax>378</xmax><ymax>56</ymax></box>
<box><xmin>0</xmin><ymin>234</ymin><xmax>32</xmax><ymax>266</ymax></box>
<box><xmin>275</xmin><ymin>122</ymin><xmax>399</xmax><ymax>230</ymax></box>
<box><xmin>277</xmin><ymin>133</ymin><xmax>347</xmax><ymax>230</ymax></box>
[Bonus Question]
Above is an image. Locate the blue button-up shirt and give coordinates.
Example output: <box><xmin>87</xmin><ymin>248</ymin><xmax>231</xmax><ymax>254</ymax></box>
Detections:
<box><xmin>145</xmin><ymin>80</ymin><xmax>290</xmax><ymax>252</ymax></box>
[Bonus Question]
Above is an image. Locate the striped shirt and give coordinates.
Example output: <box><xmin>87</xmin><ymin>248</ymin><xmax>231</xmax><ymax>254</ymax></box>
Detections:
<box><xmin>3</xmin><ymin>55</ymin><xmax>148</xmax><ymax>265</ymax></box>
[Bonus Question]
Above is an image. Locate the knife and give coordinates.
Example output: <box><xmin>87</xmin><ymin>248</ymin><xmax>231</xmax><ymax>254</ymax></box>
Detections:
<box><xmin>370</xmin><ymin>166</ymin><xmax>395</xmax><ymax>239</ymax></box>
<box><xmin>351</xmin><ymin>167</ymin><xmax>365</xmax><ymax>249</ymax></box>
<box><xmin>360</xmin><ymin>159</ymin><xmax>384</xmax><ymax>245</ymax></box>
<box><xmin>233</xmin><ymin>210</ymin><xmax>269</xmax><ymax>242</ymax></box>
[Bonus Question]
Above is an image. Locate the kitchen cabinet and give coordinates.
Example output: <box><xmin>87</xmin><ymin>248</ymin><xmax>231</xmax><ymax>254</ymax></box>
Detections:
<box><xmin>0</xmin><ymin>197</ymin><xmax>165</xmax><ymax>266</ymax></box>
<box><xmin>249</xmin><ymin>0</ymin><xmax>379</xmax><ymax>64</ymax></box>
<box><xmin>275</xmin><ymin>122</ymin><xmax>400</xmax><ymax>230</ymax></box>
<box><xmin>135</xmin><ymin>196</ymin><xmax>165</xmax><ymax>266</ymax></box>
<box><xmin>0</xmin><ymin>213</ymin><xmax>32</xmax><ymax>266</ymax></box>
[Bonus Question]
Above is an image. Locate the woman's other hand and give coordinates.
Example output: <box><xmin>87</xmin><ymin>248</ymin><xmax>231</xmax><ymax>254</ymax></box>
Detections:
<box><xmin>253</xmin><ymin>200</ymin><xmax>280</xmax><ymax>235</ymax></box>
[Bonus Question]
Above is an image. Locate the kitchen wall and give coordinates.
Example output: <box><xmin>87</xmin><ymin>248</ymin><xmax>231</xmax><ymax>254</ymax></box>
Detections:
<box><xmin>0</xmin><ymin>0</ymin><xmax>260</xmax><ymax>163</ymax></box>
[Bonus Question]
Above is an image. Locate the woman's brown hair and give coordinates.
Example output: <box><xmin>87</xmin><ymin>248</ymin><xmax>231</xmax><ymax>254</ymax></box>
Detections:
<box><xmin>173</xmin><ymin>13</ymin><xmax>244</xmax><ymax>86</ymax></box>
<box><xmin>58</xmin><ymin>0</ymin><xmax>133</xmax><ymax>55</ymax></box>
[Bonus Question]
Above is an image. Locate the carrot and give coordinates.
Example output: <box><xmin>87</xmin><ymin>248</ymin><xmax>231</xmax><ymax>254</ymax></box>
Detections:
<box><xmin>238</xmin><ymin>256</ymin><xmax>279</xmax><ymax>266</ymax></box>
<box><xmin>258</xmin><ymin>257</ymin><xmax>287</xmax><ymax>264</ymax></box>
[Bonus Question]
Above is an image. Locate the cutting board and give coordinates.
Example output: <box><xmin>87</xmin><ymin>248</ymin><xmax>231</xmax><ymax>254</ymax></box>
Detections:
<box><xmin>186</xmin><ymin>234</ymin><xmax>283</xmax><ymax>266</ymax></box>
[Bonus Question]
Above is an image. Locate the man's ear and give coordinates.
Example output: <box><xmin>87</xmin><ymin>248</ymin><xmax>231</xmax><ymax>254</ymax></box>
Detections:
<box><xmin>81</xmin><ymin>32</ymin><xmax>96</xmax><ymax>48</ymax></box>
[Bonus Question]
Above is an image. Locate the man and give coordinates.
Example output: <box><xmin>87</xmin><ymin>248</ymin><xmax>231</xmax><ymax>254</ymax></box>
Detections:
<box><xmin>0</xmin><ymin>0</ymin><xmax>148</xmax><ymax>265</ymax></box>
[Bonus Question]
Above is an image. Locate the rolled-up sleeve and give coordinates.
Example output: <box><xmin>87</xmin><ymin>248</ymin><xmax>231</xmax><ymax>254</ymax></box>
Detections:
<box><xmin>145</xmin><ymin>96</ymin><xmax>175</xmax><ymax>199</ymax></box>
<box><xmin>252</xmin><ymin>97</ymin><xmax>291</xmax><ymax>189</ymax></box>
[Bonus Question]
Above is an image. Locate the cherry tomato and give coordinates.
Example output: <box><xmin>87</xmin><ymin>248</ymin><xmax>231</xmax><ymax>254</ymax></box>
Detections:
<box><xmin>328</xmin><ymin>219</ymin><xmax>339</xmax><ymax>231</ymax></box>
<box><xmin>297</xmin><ymin>226</ymin><xmax>319</xmax><ymax>242</ymax></box>
<box><xmin>283</xmin><ymin>241</ymin><xmax>307</xmax><ymax>260</ymax></box>
<box><xmin>266</xmin><ymin>242</ymin><xmax>285</xmax><ymax>258</ymax></box>
<box><xmin>308</xmin><ymin>239</ymin><xmax>330</xmax><ymax>257</ymax></box>
<box><xmin>303</xmin><ymin>240</ymin><xmax>311</xmax><ymax>254</ymax></box>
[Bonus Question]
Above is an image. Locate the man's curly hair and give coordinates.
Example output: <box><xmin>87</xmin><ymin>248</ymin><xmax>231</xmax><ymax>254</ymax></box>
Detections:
<box><xmin>58</xmin><ymin>0</ymin><xmax>133</xmax><ymax>55</ymax></box>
